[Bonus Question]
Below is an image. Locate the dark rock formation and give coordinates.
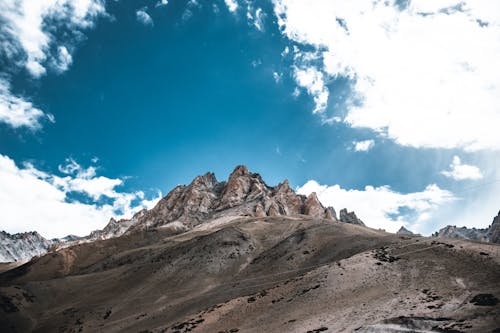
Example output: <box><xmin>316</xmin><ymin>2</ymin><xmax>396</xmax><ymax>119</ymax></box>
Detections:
<box><xmin>339</xmin><ymin>208</ymin><xmax>365</xmax><ymax>226</ymax></box>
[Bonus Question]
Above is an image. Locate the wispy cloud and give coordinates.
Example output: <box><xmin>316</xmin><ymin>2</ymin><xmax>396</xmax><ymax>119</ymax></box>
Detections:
<box><xmin>352</xmin><ymin>140</ymin><xmax>374</xmax><ymax>152</ymax></box>
<box><xmin>0</xmin><ymin>155</ymin><xmax>161</xmax><ymax>238</ymax></box>
<box><xmin>274</xmin><ymin>0</ymin><xmax>500</xmax><ymax>151</ymax></box>
<box><xmin>0</xmin><ymin>78</ymin><xmax>51</xmax><ymax>129</ymax></box>
<box><xmin>136</xmin><ymin>7</ymin><xmax>154</xmax><ymax>26</ymax></box>
<box><xmin>441</xmin><ymin>156</ymin><xmax>483</xmax><ymax>181</ymax></box>
<box><xmin>293</xmin><ymin>66</ymin><xmax>328</xmax><ymax>114</ymax></box>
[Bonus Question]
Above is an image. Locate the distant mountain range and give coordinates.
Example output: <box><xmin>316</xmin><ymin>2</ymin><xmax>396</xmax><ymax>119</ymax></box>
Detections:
<box><xmin>432</xmin><ymin>211</ymin><xmax>500</xmax><ymax>243</ymax></box>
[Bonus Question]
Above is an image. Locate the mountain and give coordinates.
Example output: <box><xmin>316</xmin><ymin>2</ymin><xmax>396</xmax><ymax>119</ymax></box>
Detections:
<box><xmin>433</xmin><ymin>211</ymin><xmax>500</xmax><ymax>244</ymax></box>
<box><xmin>1</xmin><ymin>166</ymin><xmax>499</xmax><ymax>332</ymax></box>
<box><xmin>1</xmin><ymin>216</ymin><xmax>499</xmax><ymax>332</ymax></box>
<box><xmin>125</xmin><ymin>165</ymin><xmax>335</xmax><ymax>233</ymax></box>
<box><xmin>0</xmin><ymin>231</ymin><xmax>51</xmax><ymax>263</ymax></box>
<box><xmin>3</xmin><ymin>165</ymin><xmax>337</xmax><ymax>260</ymax></box>
<box><xmin>396</xmin><ymin>226</ymin><xmax>414</xmax><ymax>235</ymax></box>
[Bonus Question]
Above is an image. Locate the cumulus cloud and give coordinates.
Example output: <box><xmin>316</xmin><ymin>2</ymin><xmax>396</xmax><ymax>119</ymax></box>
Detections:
<box><xmin>136</xmin><ymin>7</ymin><xmax>154</xmax><ymax>26</ymax></box>
<box><xmin>293</xmin><ymin>66</ymin><xmax>329</xmax><ymax>114</ymax></box>
<box><xmin>0</xmin><ymin>78</ymin><xmax>50</xmax><ymax>129</ymax></box>
<box><xmin>274</xmin><ymin>0</ymin><xmax>500</xmax><ymax>151</ymax></box>
<box><xmin>352</xmin><ymin>139</ymin><xmax>374</xmax><ymax>152</ymax></box>
<box><xmin>297</xmin><ymin>180</ymin><xmax>455</xmax><ymax>234</ymax></box>
<box><xmin>155</xmin><ymin>0</ymin><xmax>168</xmax><ymax>8</ymax></box>
<box><xmin>54</xmin><ymin>46</ymin><xmax>73</xmax><ymax>73</ymax></box>
<box><xmin>224</xmin><ymin>0</ymin><xmax>238</xmax><ymax>13</ymax></box>
<box><xmin>0</xmin><ymin>0</ymin><xmax>106</xmax><ymax>77</ymax></box>
<box><xmin>0</xmin><ymin>154</ymin><xmax>161</xmax><ymax>238</ymax></box>
<box><xmin>441</xmin><ymin>156</ymin><xmax>483</xmax><ymax>181</ymax></box>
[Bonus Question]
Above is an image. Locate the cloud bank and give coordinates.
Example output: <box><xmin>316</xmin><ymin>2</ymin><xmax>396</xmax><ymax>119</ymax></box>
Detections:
<box><xmin>274</xmin><ymin>0</ymin><xmax>500</xmax><ymax>151</ymax></box>
<box><xmin>0</xmin><ymin>155</ymin><xmax>161</xmax><ymax>238</ymax></box>
<box><xmin>297</xmin><ymin>180</ymin><xmax>455</xmax><ymax>234</ymax></box>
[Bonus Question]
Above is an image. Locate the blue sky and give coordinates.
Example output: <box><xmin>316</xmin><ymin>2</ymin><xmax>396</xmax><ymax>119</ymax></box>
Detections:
<box><xmin>0</xmin><ymin>0</ymin><xmax>499</xmax><ymax>238</ymax></box>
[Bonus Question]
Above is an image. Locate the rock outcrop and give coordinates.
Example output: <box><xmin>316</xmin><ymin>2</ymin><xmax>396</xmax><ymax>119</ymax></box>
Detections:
<box><xmin>339</xmin><ymin>208</ymin><xmax>365</xmax><ymax>226</ymax></box>
<box><xmin>396</xmin><ymin>226</ymin><xmax>414</xmax><ymax>235</ymax></box>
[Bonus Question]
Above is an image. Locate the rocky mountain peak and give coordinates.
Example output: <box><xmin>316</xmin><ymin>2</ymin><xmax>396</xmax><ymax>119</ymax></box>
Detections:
<box><xmin>230</xmin><ymin>165</ymin><xmax>250</xmax><ymax>177</ymax></box>
<box><xmin>0</xmin><ymin>231</ymin><xmax>52</xmax><ymax>262</ymax></box>
<box><xmin>126</xmin><ymin>165</ymin><xmax>335</xmax><ymax>233</ymax></box>
<box><xmin>303</xmin><ymin>192</ymin><xmax>326</xmax><ymax>218</ymax></box>
<box><xmin>397</xmin><ymin>226</ymin><xmax>414</xmax><ymax>235</ymax></box>
<box><xmin>339</xmin><ymin>208</ymin><xmax>365</xmax><ymax>226</ymax></box>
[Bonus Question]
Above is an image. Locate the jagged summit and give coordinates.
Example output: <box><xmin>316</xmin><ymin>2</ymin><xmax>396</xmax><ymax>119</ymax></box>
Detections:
<box><xmin>126</xmin><ymin>165</ymin><xmax>335</xmax><ymax>233</ymax></box>
<box><xmin>396</xmin><ymin>226</ymin><xmax>414</xmax><ymax>235</ymax></box>
<box><xmin>339</xmin><ymin>208</ymin><xmax>365</xmax><ymax>226</ymax></box>
<box><xmin>0</xmin><ymin>231</ymin><xmax>51</xmax><ymax>262</ymax></box>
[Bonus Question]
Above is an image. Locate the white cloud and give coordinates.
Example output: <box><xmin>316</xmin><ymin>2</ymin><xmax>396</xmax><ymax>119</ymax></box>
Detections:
<box><xmin>0</xmin><ymin>0</ymin><xmax>106</xmax><ymax>77</ymax></box>
<box><xmin>155</xmin><ymin>0</ymin><xmax>168</xmax><ymax>8</ymax></box>
<box><xmin>353</xmin><ymin>139</ymin><xmax>374</xmax><ymax>152</ymax></box>
<box><xmin>54</xmin><ymin>46</ymin><xmax>73</xmax><ymax>73</ymax></box>
<box><xmin>136</xmin><ymin>7</ymin><xmax>154</xmax><ymax>26</ymax></box>
<box><xmin>225</xmin><ymin>0</ymin><xmax>238</xmax><ymax>13</ymax></box>
<box><xmin>441</xmin><ymin>155</ymin><xmax>483</xmax><ymax>180</ymax></box>
<box><xmin>293</xmin><ymin>66</ymin><xmax>329</xmax><ymax>114</ymax></box>
<box><xmin>0</xmin><ymin>78</ymin><xmax>48</xmax><ymax>129</ymax></box>
<box><xmin>272</xmin><ymin>71</ymin><xmax>282</xmax><ymax>83</ymax></box>
<box><xmin>0</xmin><ymin>154</ymin><xmax>161</xmax><ymax>238</ymax></box>
<box><xmin>247</xmin><ymin>7</ymin><xmax>265</xmax><ymax>31</ymax></box>
<box><xmin>297</xmin><ymin>180</ymin><xmax>455</xmax><ymax>233</ymax></box>
<box><xmin>274</xmin><ymin>0</ymin><xmax>500</xmax><ymax>151</ymax></box>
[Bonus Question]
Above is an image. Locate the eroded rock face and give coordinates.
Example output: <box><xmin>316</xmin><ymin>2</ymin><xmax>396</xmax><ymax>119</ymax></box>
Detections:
<box><xmin>127</xmin><ymin>165</ymin><xmax>335</xmax><ymax>232</ymax></box>
<box><xmin>339</xmin><ymin>208</ymin><xmax>365</xmax><ymax>226</ymax></box>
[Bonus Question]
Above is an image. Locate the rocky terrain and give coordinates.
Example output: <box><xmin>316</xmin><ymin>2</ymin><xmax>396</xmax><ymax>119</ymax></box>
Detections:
<box><xmin>0</xmin><ymin>166</ymin><xmax>499</xmax><ymax>332</ymax></box>
<box><xmin>433</xmin><ymin>211</ymin><xmax>500</xmax><ymax>244</ymax></box>
<box><xmin>0</xmin><ymin>232</ymin><xmax>51</xmax><ymax>263</ymax></box>
<box><xmin>1</xmin><ymin>215</ymin><xmax>499</xmax><ymax>333</ymax></box>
